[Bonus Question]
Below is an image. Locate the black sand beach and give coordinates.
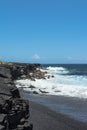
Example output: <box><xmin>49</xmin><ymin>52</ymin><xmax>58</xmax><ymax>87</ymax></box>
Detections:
<box><xmin>29</xmin><ymin>101</ymin><xmax>87</xmax><ymax>130</ymax></box>
<box><xmin>1</xmin><ymin>63</ymin><xmax>87</xmax><ymax>130</ymax></box>
<box><xmin>21</xmin><ymin>92</ymin><xmax>87</xmax><ymax>130</ymax></box>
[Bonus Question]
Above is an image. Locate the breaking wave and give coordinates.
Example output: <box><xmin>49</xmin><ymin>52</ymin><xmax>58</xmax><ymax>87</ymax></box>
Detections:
<box><xmin>16</xmin><ymin>66</ymin><xmax>87</xmax><ymax>99</ymax></box>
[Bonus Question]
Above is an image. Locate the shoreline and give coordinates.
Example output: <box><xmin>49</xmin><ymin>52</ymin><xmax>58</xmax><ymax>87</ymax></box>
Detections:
<box><xmin>1</xmin><ymin>62</ymin><xmax>87</xmax><ymax>130</ymax></box>
<box><xmin>20</xmin><ymin>90</ymin><xmax>87</xmax><ymax>123</ymax></box>
<box><xmin>28</xmin><ymin>100</ymin><xmax>87</xmax><ymax>130</ymax></box>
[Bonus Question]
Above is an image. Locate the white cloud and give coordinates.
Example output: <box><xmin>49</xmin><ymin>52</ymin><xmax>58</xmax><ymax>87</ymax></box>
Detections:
<box><xmin>32</xmin><ymin>54</ymin><xmax>40</xmax><ymax>60</ymax></box>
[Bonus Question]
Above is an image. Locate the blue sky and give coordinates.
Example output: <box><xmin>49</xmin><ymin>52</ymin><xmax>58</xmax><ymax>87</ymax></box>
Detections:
<box><xmin>0</xmin><ymin>0</ymin><xmax>87</xmax><ymax>63</ymax></box>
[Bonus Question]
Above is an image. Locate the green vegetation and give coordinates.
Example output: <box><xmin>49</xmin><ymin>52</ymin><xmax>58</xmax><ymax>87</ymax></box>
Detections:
<box><xmin>0</xmin><ymin>60</ymin><xmax>13</xmax><ymax>65</ymax></box>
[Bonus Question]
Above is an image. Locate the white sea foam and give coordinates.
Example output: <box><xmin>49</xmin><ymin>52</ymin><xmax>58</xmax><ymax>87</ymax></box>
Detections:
<box><xmin>16</xmin><ymin>66</ymin><xmax>87</xmax><ymax>99</ymax></box>
<box><xmin>46</xmin><ymin>66</ymin><xmax>69</xmax><ymax>75</ymax></box>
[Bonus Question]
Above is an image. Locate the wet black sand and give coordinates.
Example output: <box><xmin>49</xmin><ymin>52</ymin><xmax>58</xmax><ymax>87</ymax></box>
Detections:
<box><xmin>21</xmin><ymin>91</ymin><xmax>87</xmax><ymax>130</ymax></box>
<box><xmin>29</xmin><ymin>101</ymin><xmax>87</xmax><ymax>130</ymax></box>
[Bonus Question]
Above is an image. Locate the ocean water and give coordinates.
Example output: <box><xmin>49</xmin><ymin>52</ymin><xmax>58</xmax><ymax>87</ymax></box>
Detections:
<box><xmin>16</xmin><ymin>64</ymin><xmax>87</xmax><ymax>99</ymax></box>
<box><xmin>16</xmin><ymin>64</ymin><xmax>87</xmax><ymax>122</ymax></box>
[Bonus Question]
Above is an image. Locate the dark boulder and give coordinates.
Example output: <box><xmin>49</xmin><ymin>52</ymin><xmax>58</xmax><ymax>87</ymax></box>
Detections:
<box><xmin>0</xmin><ymin>125</ymin><xmax>5</xmax><ymax>130</ymax></box>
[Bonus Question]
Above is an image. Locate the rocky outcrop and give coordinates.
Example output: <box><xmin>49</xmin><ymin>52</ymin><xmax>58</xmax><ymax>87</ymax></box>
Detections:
<box><xmin>8</xmin><ymin>63</ymin><xmax>46</xmax><ymax>81</ymax></box>
<box><xmin>0</xmin><ymin>63</ymin><xmax>35</xmax><ymax>130</ymax></box>
<box><xmin>10</xmin><ymin>63</ymin><xmax>41</xmax><ymax>80</ymax></box>
<box><xmin>0</xmin><ymin>62</ymin><xmax>52</xmax><ymax>130</ymax></box>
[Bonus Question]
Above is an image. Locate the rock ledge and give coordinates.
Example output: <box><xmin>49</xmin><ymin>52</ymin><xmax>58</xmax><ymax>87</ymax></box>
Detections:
<box><xmin>0</xmin><ymin>63</ymin><xmax>40</xmax><ymax>130</ymax></box>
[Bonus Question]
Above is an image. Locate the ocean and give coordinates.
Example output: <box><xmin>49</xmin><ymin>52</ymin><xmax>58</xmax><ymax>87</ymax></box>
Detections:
<box><xmin>16</xmin><ymin>64</ymin><xmax>87</xmax><ymax>122</ymax></box>
<box><xmin>16</xmin><ymin>64</ymin><xmax>87</xmax><ymax>99</ymax></box>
